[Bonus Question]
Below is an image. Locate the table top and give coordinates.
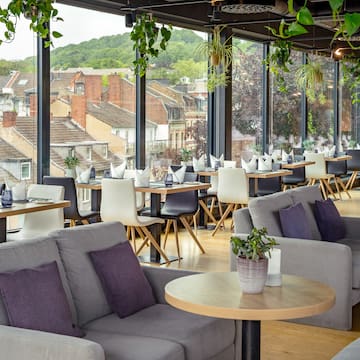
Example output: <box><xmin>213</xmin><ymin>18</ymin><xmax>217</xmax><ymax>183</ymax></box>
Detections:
<box><xmin>197</xmin><ymin>169</ymin><xmax>293</xmax><ymax>178</ymax></box>
<box><xmin>325</xmin><ymin>155</ymin><xmax>352</xmax><ymax>162</ymax></box>
<box><xmin>76</xmin><ymin>180</ymin><xmax>210</xmax><ymax>194</ymax></box>
<box><xmin>0</xmin><ymin>200</ymin><xmax>70</xmax><ymax>218</ymax></box>
<box><xmin>280</xmin><ymin>160</ymin><xmax>315</xmax><ymax>169</ymax></box>
<box><xmin>165</xmin><ymin>272</ymin><xmax>335</xmax><ymax>321</ymax></box>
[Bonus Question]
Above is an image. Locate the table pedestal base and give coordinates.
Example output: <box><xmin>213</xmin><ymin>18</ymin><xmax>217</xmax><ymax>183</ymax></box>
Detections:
<box><xmin>138</xmin><ymin>255</ymin><xmax>180</xmax><ymax>265</ymax></box>
<box><xmin>242</xmin><ymin>320</ymin><xmax>260</xmax><ymax>360</ymax></box>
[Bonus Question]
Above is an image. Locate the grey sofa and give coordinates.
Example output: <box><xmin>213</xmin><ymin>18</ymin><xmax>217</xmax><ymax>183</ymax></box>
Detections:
<box><xmin>0</xmin><ymin>221</ymin><xmax>242</xmax><ymax>360</ymax></box>
<box><xmin>231</xmin><ymin>185</ymin><xmax>360</xmax><ymax>331</ymax></box>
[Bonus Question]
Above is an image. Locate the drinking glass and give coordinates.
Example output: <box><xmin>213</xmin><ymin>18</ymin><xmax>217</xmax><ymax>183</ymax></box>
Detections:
<box><xmin>1</xmin><ymin>189</ymin><xmax>13</xmax><ymax>208</ymax></box>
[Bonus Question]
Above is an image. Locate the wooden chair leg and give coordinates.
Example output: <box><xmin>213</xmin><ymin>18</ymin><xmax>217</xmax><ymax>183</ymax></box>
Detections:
<box><xmin>199</xmin><ymin>199</ymin><xmax>218</xmax><ymax>224</ymax></box>
<box><xmin>173</xmin><ymin>220</ymin><xmax>181</xmax><ymax>259</ymax></box>
<box><xmin>81</xmin><ymin>219</ymin><xmax>90</xmax><ymax>225</ymax></box>
<box><xmin>336</xmin><ymin>177</ymin><xmax>351</xmax><ymax>199</ymax></box>
<box><xmin>141</xmin><ymin>226</ymin><xmax>170</xmax><ymax>264</ymax></box>
<box><xmin>163</xmin><ymin>220</ymin><xmax>172</xmax><ymax>249</ymax></box>
<box><xmin>179</xmin><ymin>216</ymin><xmax>205</xmax><ymax>254</ymax></box>
<box><xmin>134</xmin><ymin>226</ymin><xmax>149</xmax><ymax>255</ymax></box>
<box><xmin>211</xmin><ymin>204</ymin><xmax>234</xmax><ymax>237</ymax></box>
<box><xmin>322</xmin><ymin>178</ymin><xmax>337</xmax><ymax>200</ymax></box>
<box><xmin>130</xmin><ymin>226</ymin><xmax>137</xmax><ymax>252</ymax></box>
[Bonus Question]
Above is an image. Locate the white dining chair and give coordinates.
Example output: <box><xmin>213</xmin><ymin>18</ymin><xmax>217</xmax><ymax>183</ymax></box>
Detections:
<box><xmin>304</xmin><ymin>153</ymin><xmax>337</xmax><ymax>199</ymax></box>
<box><xmin>211</xmin><ymin>167</ymin><xmax>249</xmax><ymax>237</ymax></box>
<box><xmin>7</xmin><ymin>184</ymin><xmax>65</xmax><ymax>241</ymax></box>
<box><xmin>100</xmin><ymin>178</ymin><xmax>169</xmax><ymax>263</ymax></box>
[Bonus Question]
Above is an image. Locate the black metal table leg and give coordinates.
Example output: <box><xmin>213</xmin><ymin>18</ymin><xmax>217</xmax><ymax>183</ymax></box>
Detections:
<box><xmin>149</xmin><ymin>192</ymin><xmax>162</xmax><ymax>263</ymax></box>
<box><xmin>0</xmin><ymin>218</ymin><xmax>7</xmax><ymax>242</ymax></box>
<box><xmin>242</xmin><ymin>320</ymin><xmax>261</xmax><ymax>360</ymax></box>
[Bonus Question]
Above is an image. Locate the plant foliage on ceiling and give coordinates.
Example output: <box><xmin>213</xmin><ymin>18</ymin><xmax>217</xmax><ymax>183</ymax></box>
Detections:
<box><xmin>0</xmin><ymin>0</ymin><xmax>63</xmax><ymax>47</ymax></box>
<box><xmin>267</xmin><ymin>0</ymin><xmax>360</xmax><ymax>50</ymax></box>
<box><xmin>196</xmin><ymin>25</ymin><xmax>232</xmax><ymax>92</ymax></box>
<box><xmin>264</xmin><ymin>39</ymin><xmax>293</xmax><ymax>93</ymax></box>
<box><xmin>130</xmin><ymin>13</ymin><xmax>172</xmax><ymax>77</ymax></box>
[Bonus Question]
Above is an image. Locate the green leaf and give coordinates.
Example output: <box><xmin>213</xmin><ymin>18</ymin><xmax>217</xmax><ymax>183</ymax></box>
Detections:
<box><xmin>286</xmin><ymin>22</ymin><xmax>308</xmax><ymax>37</ymax></box>
<box><xmin>328</xmin><ymin>0</ymin><xmax>344</xmax><ymax>12</ymax></box>
<box><xmin>296</xmin><ymin>7</ymin><xmax>314</xmax><ymax>26</ymax></box>
<box><xmin>344</xmin><ymin>13</ymin><xmax>360</xmax><ymax>37</ymax></box>
<box><xmin>52</xmin><ymin>31</ymin><xmax>62</xmax><ymax>38</ymax></box>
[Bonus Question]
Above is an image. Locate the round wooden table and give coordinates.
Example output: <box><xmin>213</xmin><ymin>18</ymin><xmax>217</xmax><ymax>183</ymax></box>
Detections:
<box><xmin>165</xmin><ymin>272</ymin><xmax>335</xmax><ymax>360</ymax></box>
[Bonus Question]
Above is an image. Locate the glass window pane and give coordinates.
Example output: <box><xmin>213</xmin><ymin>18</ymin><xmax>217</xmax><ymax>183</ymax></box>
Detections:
<box><xmin>145</xmin><ymin>28</ymin><xmax>208</xmax><ymax>180</ymax></box>
<box><xmin>232</xmin><ymin>39</ymin><xmax>263</xmax><ymax>164</ymax></box>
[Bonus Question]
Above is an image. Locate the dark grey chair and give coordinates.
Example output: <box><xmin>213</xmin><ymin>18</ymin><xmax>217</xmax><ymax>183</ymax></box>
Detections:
<box><xmin>43</xmin><ymin>176</ymin><xmax>100</xmax><ymax>226</ymax></box>
<box><xmin>327</xmin><ymin>158</ymin><xmax>351</xmax><ymax>199</ymax></box>
<box><xmin>161</xmin><ymin>172</ymin><xmax>205</xmax><ymax>258</ymax></box>
<box><xmin>346</xmin><ymin>149</ymin><xmax>360</xmax><ymax>190</ymax></box>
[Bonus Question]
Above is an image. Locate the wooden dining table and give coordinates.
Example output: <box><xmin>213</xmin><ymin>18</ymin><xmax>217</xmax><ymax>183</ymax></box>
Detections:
<box><xmin>0</xmin><ymin>200</ymin><xmax>70</xmax><ymax>243</ymax></box>
<box><xmin>197</xmin><ymin>169</ymin><xmax>293</xmax><ymax>196</ymax></box>
<box><xmin>77</xmin><ymin>180</ymin><xmax>211</xmax><ymax>264</ymax></box>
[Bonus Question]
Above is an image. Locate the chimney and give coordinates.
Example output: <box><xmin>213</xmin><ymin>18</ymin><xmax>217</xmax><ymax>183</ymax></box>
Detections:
<box><xmin>108</xmin><ymin>74</ymin><xmax>121</xmax><ymax>106</ymax></box>
<box><xmin>29</xmin><ymin>94</ymin><xmax>37</xmax><ymax>117</ymax></box>
<box><xmin>3</xmin><ymin>111</ymin><xmax>17</xmax><ymax>127</ymax></box>
<box><xmin>71</xmin><ymin>95</ymin><xmax>86</xmax><ymax>128</ymax></box>
<box><xmin>84</xmin><ymin>75</ymin><xmax>102</xmax><ymax>104</ymax></box>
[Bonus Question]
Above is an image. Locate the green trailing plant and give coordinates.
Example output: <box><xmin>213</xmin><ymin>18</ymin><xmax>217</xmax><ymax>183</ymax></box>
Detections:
<box><xmin>266</xmin><ymin>1</ymin><xmax>360</xmax><ymax>50</ymax></box>
<box><xmin>0</xmin><ymin>0</ymin><xmax>63</xmax><ymax>47</ymax></box>
<box><xmin>265</xmin><ymin>39</ymin><xmax>293</xmax><ymax>93</ymax></box>
<box><xmin>295</xmin><ymin>60</ymin><xmax>326</xmax><ymax>104</ymax></box>
<box><xmin>130</xmin><ymin>13</ymin><xmax>172</xmax><ymax>77</ymax></box>
<box><xmin>348</xmin><ymin>139</ymin><xmax>357</xmax><ymax>149</ymax></box>
<box><xmin>196</xmin><ymin>25</ymin><xmax>232</xmax><ymax>92</ymax></box>
<box><xmin>230</xmin><ymin>227</ymin><xmax>278</xmax><ymax>261</ymax></box>
<box><xmin>341</xmin><ymin>56</ymin><xmax>360</xmax><ymax>104</ymax></box>
<box><xmin>64</xmin><ymin>155</ymin><xmax>80</xmax><ymax>169</ymax></box>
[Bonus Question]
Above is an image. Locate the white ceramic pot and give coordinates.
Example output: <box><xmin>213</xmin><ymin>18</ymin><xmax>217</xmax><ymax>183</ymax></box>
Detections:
<box><xmin>236</xmin><ymin>257</ymin><xmax>268</xmax><ymax>294</ymax></box>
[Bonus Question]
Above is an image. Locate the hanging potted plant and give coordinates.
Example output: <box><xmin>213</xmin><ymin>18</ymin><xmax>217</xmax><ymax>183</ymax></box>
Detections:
<box><xmin>231</xmin><ymin>227</ymin><xmax>278</xmax><ymax>294</ymax></box>
<box><xmin>196</xmin><ymin>25</ymin><xmax>232</xmax><ymax>92</ymax></box>
<box><xmin>295</xmin><ymin>60</ymin><xmax>326</xmax><ymax>104</ymax></box>
<box><xmin>130</xmin><ymin>13</ymin><xmax>172</xmax><ymax>77</ymax></box>
<box><xmin>0</xmin><ymin>0</ymin><xmax>63</xmax><ymax>47</ymax></box>
<box><xmin>264</xmin><ymin>39</ymin><xmax>293</xmax><ymax>93</ymax></box>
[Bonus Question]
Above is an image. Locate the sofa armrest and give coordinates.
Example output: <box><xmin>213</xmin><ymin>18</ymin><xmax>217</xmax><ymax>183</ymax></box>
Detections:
<box><xmin>142</xmin><ymin>266</ymin><xmax>199</xmax><ymax>304</ymax></box>
<box><xmin>0</xmin><ymin>325</ymin><xmax>105</xmax><ymax>360</ymax></box>
<box><xmin>343</xmin><ymin>216</ymin><xmax>360</xmax><ymax>239</ymax></box>
<box><xmin>230</xmin><ymin>233</ymin><xmax>353</xmax><ymax>330</ymax></box>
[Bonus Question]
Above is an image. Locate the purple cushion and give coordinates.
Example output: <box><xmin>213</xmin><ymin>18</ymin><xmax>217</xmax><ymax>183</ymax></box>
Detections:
<box><xmin>314</xmin><ymin>199</ymin><xmax>345</xmax><ymax>242</ymax></box>
<box><xmin>89</xmin><ymin>242</ymin><xmax>155</xmax><ymax>318</ymax></box>
<box><xmin>279</xmin><ymin>202</ymin><xmax>312</xmax><ymax>239</ymax></box>
<box><xmin>0</xmin><ymin>261</ymin><xmax>82</xmax><ymax>337</ymax></box>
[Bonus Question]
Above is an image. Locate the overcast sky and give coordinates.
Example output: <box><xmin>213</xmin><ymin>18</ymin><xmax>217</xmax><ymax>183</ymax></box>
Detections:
<box><xmin>0</xmin><ymin>3</ymin><xmax>130</xmax><ymax>60</ymax></box>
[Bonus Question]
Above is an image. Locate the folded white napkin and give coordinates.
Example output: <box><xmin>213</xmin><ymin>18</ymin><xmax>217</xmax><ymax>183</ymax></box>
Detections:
<box><xmin>135</xmin><ymin>167</ymin><xmax>150</xmax><ymax>187</ymax></box>
<box><xmin>210</xmin><ymin>154</ymin><xmax>224</xmax><ymax>169</ymax></box>
<box><xmin>271</xmin><ymin>149</ymin><xmax>282</xmax><ymax>161</ymax></box>
<box><xmin>241</xmin><ymin>155</ymin><xmax>257</xmax><ymax>173</ymax></box>
<box><xmin>76</xmin><ymin>166</ymin><xmax>91</xmax><ymax>184</ymax></box>
<box><xmin>12</xmin><ymin>182</ymin><xmax>26</xmax><ymax>201</ymax></box>
<box><xmin>110</xmin><ymin>162</ymin><xmax>126</xmax><ymax>179</ymax></box>
<box><xmin>258</xmin><ymin>155</ymin><xmax>272</xmax><ymax>171</ymax></box>
<box><xmin>281</xmin><ymin>150</ymin><xmax>294</xmax><ymax>162</ymax></box>
<box><xmin>168</xmin><ymin>165</ymin><xmax>186</xmax><ymax>183</ymax></box>
<box><xmin>192</xmin><ymin>155</ymin><xmax>206</xmax><ymax>172</ymax></box>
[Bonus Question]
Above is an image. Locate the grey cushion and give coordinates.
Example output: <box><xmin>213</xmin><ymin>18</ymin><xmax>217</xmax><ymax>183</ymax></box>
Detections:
<box><xmin>84</xmin><ymin>304</ymin><xmax>235</xmax><ymax>360</ymax></box>
<box><xmin>0</xmin><ymin>237</ymin><xmax>77</xmax><ymax>326</ymax></box>
<box><xmin>337</xmin><ymin>238</ymin><xmax>360</xmax><ymax>289</ymax></box>
<box><xmin>85</xmin><ymin>330</ymin><xmax>185</xmax><ymax>360</ymax></box>
<box><xmin>289</xmin><ymin>185</ymin><xmax>323</xmax><ymax>240</ymax></box>
<box><xmin>248</xmin><ymin>191</ymin><xmax>293</xmax><ymax>236</ymax></box>
<box><xmin>51</xmin><ymin>221</ymin><xmax>128</xmax><ymax>326</ymax></box>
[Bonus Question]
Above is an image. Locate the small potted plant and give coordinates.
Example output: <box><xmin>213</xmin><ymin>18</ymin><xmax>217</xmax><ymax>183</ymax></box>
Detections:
<box><xmin>179</xmin><ymin>148</ymin><xmax>192</xmax><ymax>165</ymax></box>
<box><xmin>64</xmin><ymin>155</ymin><xmax>79</xmax><ymax>177</ymax></box>
<box><xmin>230</xmin><ymin>227</ymin><xmax>278</xmax><ymax>294</ymax></box>
<box><xmin>302</xmin><ymin>138</ymin><xmax>315</xmax><ymax>153</ymax></box>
